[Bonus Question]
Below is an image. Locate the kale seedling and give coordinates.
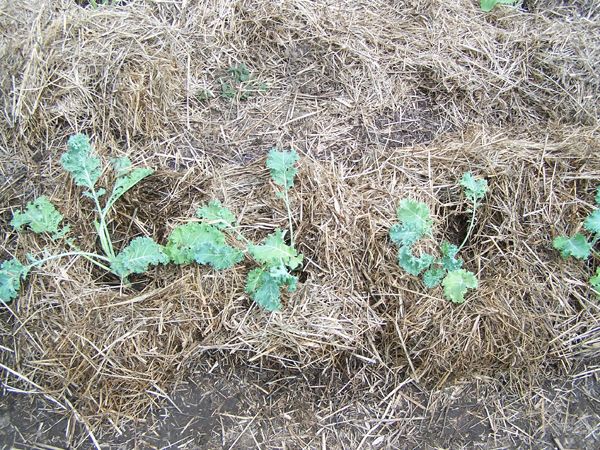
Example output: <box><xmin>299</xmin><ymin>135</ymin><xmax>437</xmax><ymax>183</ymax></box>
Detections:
<box><xmin>1</xmin><ymin>134</ymin><xmax>168</xmax><ymax>303</ymax></box>
<box><xmin>244</xmin><ymin>149</ymin><xmax>303</xmax><ymax>311</ymax></box>
<box><xmin>390</xmin><ymin>173</ymin><xmax>488</xmax><ymax>303</ymax></box>
<box><xmin>220</xmin><ymin>63</ymin><xmax>268</xmax><ymax>101</ymax></box>
<box><xmin>164</xmin><ymin>149</ymin><xmax>303</xmax><ymax>312</ymax></box>
<box><xmin>553</xmin><ymin>187</ymin><xmax>600</xmax><ymax>295</ymax></box>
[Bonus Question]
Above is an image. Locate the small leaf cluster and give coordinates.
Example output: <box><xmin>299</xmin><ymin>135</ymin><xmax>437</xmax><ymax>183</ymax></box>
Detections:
<box><xmin>552</xmin><ymin>187</ymin><xmax>600</xmax><ymax>294</ymax></box>
<box><xmin>165</xmin><ymin>201</ymin><xmax>243</xmax><ymax>270</ymax></box>
<box><xmin>390</xmin><ymin>173</ymin><xmax>488</xmax><ymax>304</ymax></box>
<box><xmin>220</xmin><ymin>63</ymin><xmax>268</xmax><ymax>101</ymax></box>
<box><xmin>246</xmin><ymin>229</ymin><xmax>303</xmax><ymax>311</ymax></box>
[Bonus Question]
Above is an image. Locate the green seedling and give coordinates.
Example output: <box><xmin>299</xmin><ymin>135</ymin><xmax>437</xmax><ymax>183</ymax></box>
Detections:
<box><xmin>553</xmin><ymin>186</ymin><xmax>600</xmax><ymax>295</ymax></box>
<box><xmin>1</xmin><ymin>134</ymin><xmax>167</xmax><ymax>303</ymax></box>
<box><xmin>220</xmin><ymin>63</ymin><xmax>268</xmax><ymax>101</ymax></box>
<box><xmin>480</xmin><ymin>0</ymin><xmax>518</xmax><ymax>12</ymax></box>
<box><xmin>245</xmin><ymin>149</ymin><xmax>303</xmax><ymax>310</ymax></box>
<box><xmin>390</xmin><ymin>173</ymin><xmax>488</xmax><ymax>303</ymax></box>
<box><xmin>165</xmin><ymin>149</ymin><xmax>303</xmax><ymax>312</ymax></box>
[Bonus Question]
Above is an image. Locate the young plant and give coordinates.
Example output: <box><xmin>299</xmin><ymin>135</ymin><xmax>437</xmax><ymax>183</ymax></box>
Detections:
<box><xmin>390</xmin><ymin>173</ymin><xmax>488</xmax><ymax>303</ymax></box>
<box><xmin>0</xmin><ymin>134</ymin><xmax>167</xmax><ymax>303</ymax></box>
<box><xmin>164</xmin><ymin>149</ymin><xmax>303</xmax><ymax>312</ymax></box>
<box><xmin>220</xmin><ymin>63</ymin><xmax>268</xmax><ymax>101</ymax></box>
<box><xmin>480</xmin><ymin>0</ymin><xmax>518</xmax><ymax>12</ymax></box>
<box><xmin>553</xmin><ymin>186</ymin><xmax>600</xmax><ymax>295</ymax></box>
<box><xmin>244</xmin><ymin>149</ymin><xmax>303</xmax><ymax>311</ymax></box>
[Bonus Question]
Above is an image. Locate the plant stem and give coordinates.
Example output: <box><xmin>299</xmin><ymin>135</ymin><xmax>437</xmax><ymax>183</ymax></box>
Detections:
<box><xmin>28</xmin><ymin>251</ymin><xmax>111</xmax><ymax>270</ymax></box>
<box><xmin>283</xmin><ymin>188</ymin><xmax>294</xmax><ymax>246</ymax></box>
<box><xmin>90</xmin><ymin>187</ymin><xmax>115</xmax><ymax>259</ymax></box>
<box><xmin>66</xmin><ymin>240</ymin><xmax>112</xmax><ymax>272</ymax></box>
<box><xmin>458</xmin><ymin>200</ymin><xmax>478</xmax><ymax>252</ymax></box>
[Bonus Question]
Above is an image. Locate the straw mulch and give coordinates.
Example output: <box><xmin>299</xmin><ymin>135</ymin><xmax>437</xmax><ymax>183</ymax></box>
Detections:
<box><xmin>1</xmin><ymin>0</ymin><xmax>599</xmax><ymax>446</ymax></box>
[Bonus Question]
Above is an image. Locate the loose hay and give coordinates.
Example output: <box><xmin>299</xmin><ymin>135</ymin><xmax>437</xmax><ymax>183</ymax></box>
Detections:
<box><xmin>0</xmin><ymin>0</ymin><xmax>599</xmax><ymax>443</ymax></box>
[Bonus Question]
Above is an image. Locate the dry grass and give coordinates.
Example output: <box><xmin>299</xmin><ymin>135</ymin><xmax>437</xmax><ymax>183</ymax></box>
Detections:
<box><xmin>1</xmin><ymin>0</ymin><xmax>599</xmax><ymax>447</ymax></box>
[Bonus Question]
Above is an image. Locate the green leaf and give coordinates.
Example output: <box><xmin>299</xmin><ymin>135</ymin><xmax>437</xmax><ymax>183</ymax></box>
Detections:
<box><xmin>480</xmin><ymin>0</ymin><xmax>517</xmax><ymax>12</ymax></box>
<box><xmin>584</xmin><ymin>210</ymin><xmax>600</xmax><ymax>235</ymax></box>
<box><xmin>590</xmin><ymin>267</ymin><xmax>600</xmax><ymax>294</ymax></box>
<box><xmin>440</xmin><ymin>241</ymin><xmax>463</xmax><ymax>271</ymax></box>
<box><xmin>266</xmin><ymin>149</ymin><xmax>299</xmax><ymax>191</ymax></box>
<box><xmin>165</xmin><ymin>223</ymin><xmax>226</xmax><ymax>265</ymax></box>
<box><xmin>595</xmin><ymin>187</ymin><xmax>600</xmax><ymax>206</ymax></box>
<box><xmin>110</xmin><ymin>237</ymin><xmax>168</xmax><ymax>278</ymax></box>
<box><xmin>105</xmin><ymin>167</ymin><xmax>153</xmax><ymax>211</ymax></box>
<box><xmin>398</xmin><ymin>245</ymin><xmax>434</xmax><ymax>276</ymax></box>
<box><xmin>245</xmin><ymin>266</ymin><xmax>297</xmax><ymax>312</ymax></box>
<box><xmin>11</xmin><ymin>196</ymin><xmax>67</xmax><ymax>238</ymax></box>
<box><xmin>196</xmin><ymin>200</ymin><xmax>236</xmax><ymax>230</ymax></box>
<box><xmin>553</xmin><ymin>234</ymin><xmax>591</xmax><ymax>260</ymax></box>
<box><xmin>194</xmin><ymin>242</ymin><xmax>243</xmax><ymax>270</ymax></box>
<box><xmin>460</xmin><ymin>172</ymin><xmax>488</xmax><ymax>202</ymax></box>
<box><xmin>395</xmin><ymin>200</ymin><xmax>432</xmax><ymax>238</ymax></box>
<box><xmin>0</xmin><ymin>258</ymin><xmax>29</xmax><ymax>303</ymax></box>
<box><xmin>442</xmin><ymin>269</ymin><xmax>478</xmax><ymax>304</ymax></box>
<box><xmin>268</xmin><ymin>264</ymin><xmax>298</xmax><ymax>292</ymax></box>
<box><xmin>389</xmin><ymin>223</ymin><xmax>421</xmax><ymax>246</ymax></box>
<box><xmin>228</xmin><ymin>64</ymin><xmax>250</xmax><ymax>83</ymax></box>
<box><xmin>221</xmin><ymin>82</ymin><xmax>236</xmax><ymax>99</ymax></box>
<box><xmin>61</xmin><ymin>134</ymin><xmax>102</xmax><ymax>191</ymax></box>
<box><xmin>423</xmin><ymin>267</ymin><xmax>446</xmax><ymax>288</ymax></box>
<box><xmin>248</xmin><ymin>230</ymin><xmax>303</xmax><ymax>270</ymax></box>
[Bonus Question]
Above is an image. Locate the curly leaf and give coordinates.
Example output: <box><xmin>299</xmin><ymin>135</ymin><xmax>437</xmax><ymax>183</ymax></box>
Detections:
<box><xmin>228</xmin><ymin>64</ymin><xmax>250</xmax><ymax>83</ymax></box>
<box><xmin>245</xmin><ymin>267</ymin><xmax>296</xmax><ymax>312</ymax></box>
<box><xmin>266</xmin><ymin>149</ymin><xmax>299</xmax><ymax>190</ymax></box>
<box><xmin>460</xmin><ymin>172</ymin><xmax>488</xmax><ymax>202</ymax></box>
<box><xmin>105</xmin><ymin>167</ymin><xmax>153</xmax><ymax>211</ymax></box>
<box><xmin>248</xmin><ymin>229</ymin><xmax>303</xmax><ymax>270</ymax></box>
<box><xmin>398</xmin><ymin>245</ymin><xmax>434</xmax><ymax>276</ymax></box>
<box><xmin>61</xmin><ymin>134</ymin><xmax>102</xmax><ymax>191</ymax></box>
<box><xmin>221</xmin><ymin>82</ymin><xmax>236</xmax><ymax>99</ymax></box>
<box><xmin>590</xmin><ymin>267</ymin><xmax>600</xmax><ymax>294</ymax></box>
<box><xmin>423</xmin><ymin>267</ymin><xmax>445</xmax><ymax>289</ymax></box>
<box><xmin>196</xmin><ymin>200</ymin><xmax>236</xmax><ymax>230</ymax></box>
<box><xmin>440</xmin><ymin>241</ymin><xmax>463</xmax><ymax>271</ymax></box>
<box><xmin>389</xmin><ymin>223</ymin><xmax>421</xmax><ymax>246</ymax></box>
<box><xmin>584</xmin><ymin>210</ymin><xmax>600</xmax><ymax>235</ymax></box>
<box><xmin>11</xmin><ymin>196</ymin><xmax>67</xmax><ymax>238</ymax></box>
<box><xmin>553</xmin><ymin>234</ymin><xmax>591</xmax><ymax>260</ymax></box>
<box><xmin>110</xmin><ymin>237</ymin><xmax>168</xmax><ymax>278</ymax></box>
<box><xmin>165</xmin><ymin>223</ymin><xmax>226</xmax><ymax>265</ymax></box>
<box><xmin>194</xmin><ymin>242</ymin><xmax>243</xmax><ymax>270</ymax></box>
<box><xmin>442</xmin><ymin>269</ymin><xmax>478</xmax><ymax>304</ymax></box>
<box><xmin>268</xmin><ymin>264</ymin><xmax>298</xmax><ymax>292</ymax></box>
<box><xmin>395</xmin><ymin>200</ymin><xmax>432</xmax><ymax>238</ymax></box>
<box><xmin>0</xmin><ymin>258</ymin><xmax>29</xmax><ymax>303</ymax></box>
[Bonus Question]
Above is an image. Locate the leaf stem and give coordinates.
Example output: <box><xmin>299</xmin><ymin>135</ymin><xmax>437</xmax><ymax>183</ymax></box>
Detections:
<box><xmin>65</xmin><ymin>240</ymin><xmax>113</xmax><ymax>272</ymax></box>
<box><xmin>89</xmin><ymin>187</ymin><xmax>115</xmax><ymax>259</ymax></box>
<box><xmin>283</xmin><ymin>188</ymin><xmax>294</xmax><ymax>246</ymax></box>
<box><xmin>28</xmin><ymin>251</ymin><xmax>111</xmax><ymax>270</ymax></box>
<box><xmin>458</xmin><ymin>200</ymin><xmax>478</xmax><ymax>252</ymax></box>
